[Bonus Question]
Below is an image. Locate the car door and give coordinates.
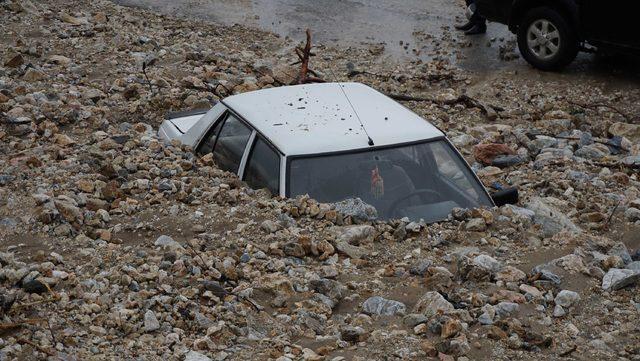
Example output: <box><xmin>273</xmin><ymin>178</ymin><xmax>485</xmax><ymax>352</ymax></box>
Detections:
<box><xmin>197</xmin><ymin>112</ymin><xmax>254</xmax><ymax>175</ymax></box>
<box><xmin>241</xmin><ymin>136</ymin><xmax>282</xmax><ymax>195</ymax></box>
<box><xmin>580</xmin><ymin>0</ymin><xmax>640</xmax><ymax>48</ymax></box>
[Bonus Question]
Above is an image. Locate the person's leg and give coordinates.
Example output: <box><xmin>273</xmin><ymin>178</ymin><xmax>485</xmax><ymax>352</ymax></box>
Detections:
<box><xmin>455</xmin><ymin>0</ymin><xmax>477</xmax><ymax>31</ymax></box>
<box><xmin>464</xmin><ymin>0</ymin><xmax>487</xmax><ymax>35</ymax></box>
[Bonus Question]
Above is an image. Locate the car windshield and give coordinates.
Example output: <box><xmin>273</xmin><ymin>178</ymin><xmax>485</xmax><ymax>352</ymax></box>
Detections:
<box><xmin>289</xmin><ymin>140</ymin><xmax>492</xmax><ymax>222</ymax></box>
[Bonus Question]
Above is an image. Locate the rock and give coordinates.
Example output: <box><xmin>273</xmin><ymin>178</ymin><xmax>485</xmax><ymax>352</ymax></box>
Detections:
<box><xmin>310</xmin><ymin>279</ymin><xmax>346</xmax><ymax>301</ymax></box>
<box><xmin>575</xmin><ymin>145</ymin><xmax>606</xmax><ymax>160</ymax></box>
<box><xmin>531</xmin><ymin>266</ymin><xmax>562</xmax><ymax>284</ymax></box>
<box><xmin>465</xmin><ymin>218</ymin><xmax>487</xmax><ymax>232</ymax></box>
<box><xmin>335</xmin><ymin>241</ymin><xmax>368</xmax><ymax>259</ymax></box>
<box><xmin>49</xmin><ymin>55</ymin><xmax>72</xmax><ymax>65</ymax></box>
<box><xmin>144</xmin><ymin>310</ymin><xmax>160</xmax><ymax>332</ymax></box>
<box><xmin>472</xmin><ymin>254</ymin><xmax>502</xmax><ymax>273</ymax></box>
<box><xmin>332</xmin><ymin>198</ymin><xmax>377</xmax><ymax>221</ymax></box>
<box><xmin>261</xmin><ymin>220</ymin><xmax>281</xmax><ymax>233</ymax></box>
<box><xmin>335</xmin><ymin>225</ymin><xmax>376</xmax><ymax>245</ymax></box>
<box><xmin>608</xmin><ymin>242</ymin><xmax>632</xmax><ymax>264</ymax></box>
<box><xmin>184</xmin><ymin>350</ymin><xmax>212</xmax><ymax>361</ymax></box>
<box><xmin>202</xmin><ymin>281</ymin><xmax>228</xmax><ymax>299</ymax></box>
<box><xmin>341</xmin><ymin>326</ymin><xmax>366</xmax><ymax>342</ymax></box>
<box><xmin>625</xmin><ymin>208</ymin><xmax>640</xmax><ymax>222</ymax></box>
<box><xmin>553</xmin><ymin>305</ymin><xmax>565</xmax><ymax>318</ymax></box>
<box><xmin>519</xmin><ymin>284</ymin><xmax>542</xmax><ymax>299</ymax></box>
<box><xmin>609</xmin><ymin>122</ymin><xmax>640</xmax><ymax>143</ymax></box>
<box><xmin>54</xmin><ymin>199</ymin><xmax>83</xmax><ymax>223</ymax></box>
<box><xmin>626</xmin><ymin>261</ymin><xmax>640</xmax><ymax>271</ymax></box>
<box><xmin>495</xmin><ymin>266</ymin><xmax>526</xmax><ymax>283</ymax></box>
<box><xmin>554</xmin><ymin>290</ymin><xmax>580</xmax><ymax>308</ymax></box>
<box><xmin>22</xmin><ymin>279</ymin><xmax>48</xmax><ymax>294</ymax></box>
<box><xmin>441</xmin><ymin>318</ymin><xmax>462</xmax><ymax>338</ymax></box>
<box><xmin>409</xmin><ymin>259</ymin><xmax>432</xmax><ymax>276</ymax></box>
<box><xmin>4</xmin><ymin>54</ymin><xmax>24</xmax><ymax>68</ymax></box>
<box><xmin>436</xmin><ymin>334</ymin><xmax>471</xmax><ymax>356</ymax></box>
<box><xmin>494</xmin><ymin>302</ymin><xmax>519</xmax><ymax>318</ymax></box>
<box><xmin>621</xmin><ymin>156</ymin><xmax>640</xmax><ymax>169</ymax></box>
<box><xmin>414</xmin><ymin>292</ymin><xmax>454</xmax><ymax>317</ymax></box>
<box><xmin>23</xmin><ymin>68</ymin><xmax>46</xmax><ymax>82</ymax></box>
<box><xmin>362</xmin><ymin>296</ymin><xmax>406</xmax><ymax>316</ymax></box>
<box><xmin>154</xmin><ymin>235</ymin><xmax>183</xmax><ymax>250</ymax></box>
<box><xmin>601</xmin><ymin>268</ymin><xmax>640</xmax><ymax>291</ymax></box>
<box><xmin>403</xmin><ymin>313</ymin><xmax>428</xmax><ymax>328</ymax></box>
<box><xmin>526</xmin><ymin>197</ymin><xmax>581</xmax><ymax>237</ymax></box>
<box><xmin>59</xmin><ymin>12</ymin><xmax>88</xmax><ymax>25</ymax></box>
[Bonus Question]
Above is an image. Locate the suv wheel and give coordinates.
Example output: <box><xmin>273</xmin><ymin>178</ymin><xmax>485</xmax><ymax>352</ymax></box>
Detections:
<box><xmin>517</xmin><ymin>7</ymin><xmax>579</xmax><ymax>71</ymax></box>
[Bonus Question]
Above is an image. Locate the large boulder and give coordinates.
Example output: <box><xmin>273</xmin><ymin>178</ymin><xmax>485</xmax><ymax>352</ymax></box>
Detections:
<box><xmin>609</xmin><ymin>122</ymin><xmax>640</xmax><ymax>143</ymax></box>
<box><xmin>362</xmin><ymin>296</ymin><xmax>406</xmax><ymax>316</ymax></box>
<box><xmin>526</xmin><ymin>197</ymin><xmax>581</xmax><ymax>237</ymax></box>
<box><xmin>602</xmin><ymin>268</ymin><xmax>640</xmax><ymax>291</ymax></box>
<box><xmin>413</xmin><ymin>291</ymin><xmax>454</xmax><ymax>317</ymax></box>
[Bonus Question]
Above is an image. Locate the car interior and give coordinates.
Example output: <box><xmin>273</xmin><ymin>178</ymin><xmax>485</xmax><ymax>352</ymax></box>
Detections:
<box><xmin>289</xmin><ymin>141</ymin><xmax>490</xmax><ymax>221</ymax></box>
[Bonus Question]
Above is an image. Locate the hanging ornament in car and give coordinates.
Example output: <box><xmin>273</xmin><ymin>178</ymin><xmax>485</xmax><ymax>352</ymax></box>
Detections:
<box><xmin>371</xmin><ymin>166</ymin><xmax>384</xmax><ymax>199</ymax></box>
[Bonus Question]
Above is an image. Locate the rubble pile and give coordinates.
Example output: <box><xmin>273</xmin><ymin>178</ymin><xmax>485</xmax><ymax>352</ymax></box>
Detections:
<box><xmin>1</xmin><ymin>0</ymin><xmax>639</xmax><ymax>360</ymax></box>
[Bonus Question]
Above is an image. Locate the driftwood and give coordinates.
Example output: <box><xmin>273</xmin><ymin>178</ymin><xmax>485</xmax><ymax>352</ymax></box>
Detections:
<box><xmin>385</xmin><ymin>92</ymin><xmax>503</xmax><ymax>120</ymax></box>
<box><xmin>0</xmin><ymin>318</ymin><xmax>45</xmax><ymax>330</ymax></box>
<box><xmin>567</xmin><ymin>99</ymin><xmax>633</xmax><ymax>122</ymax></box>
<box><xmin>290</xmin><ymin>29</ymin><xmax>325</xmax><ymax>85</ymax></box>
<box><xmin>18</xmin><ymin>337</ymin><xmax>56</xmax><ymax>356</ymax></box>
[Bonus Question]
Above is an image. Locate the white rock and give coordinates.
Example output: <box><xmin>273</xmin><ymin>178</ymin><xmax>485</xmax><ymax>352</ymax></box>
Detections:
<box><xmin>144</xmin><ymin>310</ymin><xmax>160</xmax><ymax>332</ymax></box>
<box><xmin>554</xmin><ymin>290</ymin><xmax>580</xmax><ymax>308</ymax></box>
<box><xmin>602</xmin><ymin>268</ymin><xmax>640</xmax><ymax>291</ymax></box>
<box><xmin>154</xmin><ymin>235</ymin><xmax>183</xmax><ymax>250</ymax></box>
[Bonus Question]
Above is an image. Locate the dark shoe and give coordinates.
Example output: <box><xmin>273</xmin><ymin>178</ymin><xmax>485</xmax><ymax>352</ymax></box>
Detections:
<box><xmin>455</xmin><ymin>21</ymin><xmax>475</xmax><ymax>31</ymax></box>
<box><xmin>464</xmin><ymin>23</ymin><xmax>487</xmax><ymax>35</ymax></box>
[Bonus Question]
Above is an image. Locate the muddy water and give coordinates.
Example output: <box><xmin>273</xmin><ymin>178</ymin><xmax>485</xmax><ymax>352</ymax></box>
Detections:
<box><xmin>114</xmin><ymin>0</ymin><xmax>510</xmax><ymax>68</ymax></box>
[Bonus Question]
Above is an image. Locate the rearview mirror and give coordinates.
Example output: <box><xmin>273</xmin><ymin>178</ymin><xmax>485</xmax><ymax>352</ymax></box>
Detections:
<box><xmin>491</xmin><ymin>187</ymin><xmax>519</xmax><ymax>207</ymax></box>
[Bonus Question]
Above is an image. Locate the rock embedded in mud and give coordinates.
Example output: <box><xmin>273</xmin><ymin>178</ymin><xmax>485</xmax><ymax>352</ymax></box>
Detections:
<box><xmin>154</xmin><ymin>235</ymin><xmax>183</xmax><ymax>250</ymax></box>
<box><xmin>601</xmin><ymin>268</ymin><xmax>640</xmax><ymax>291</ymax></box>
<box><xmin>465</xmin><ymin>218</ymin><xmax>487</xmax><ymax>232</ymax></box>
<box><xmin>414</xmin><ymin>292</ymin><xmax>454</xmax><ymax>317</ymax></box>
<box><xmin>495</xmin><ymin>302</ymin><xmax>519</xmax><ymax>318</ymax></box>
<box><xmin>472</xmin><ymin>254</ymin><xmax>502</xmax><ymax>273</ymax></box>
<box><xmin>362</xmin><ymin>296</ymin><xmax>406</xmax><ymax>316</ymax></box>
<box><xmin>554</xmin><ymin>290</ymin><xmax>580</xmax><ymax>308</ymax></box>
<box><xmin>144</xmin><ymin>310</ymin><xmax>160</xmax><ymax>332</ymax></box>
<box><xmin>332</xmin><ymin>198</ymin><xmax>378</xmax><ymax>222</ymax></box>
<box><xmin>526</xmin><ymin>197</ymin><xmax>581</xmax><ymax>237</ymax></box>
<box><xmin>340</xmin><ymin>325</ymin><xmax>367</xmax><ymax>342</ymax></box>
<box><xmin>22</xmin><ymin>279</ymin><xmax>48</xmax><ymax>294</ymax></box>
<box><xmin>184</xmin><ymin>350</ymin><xmax>212</xmax><ymax>361</ymax></box>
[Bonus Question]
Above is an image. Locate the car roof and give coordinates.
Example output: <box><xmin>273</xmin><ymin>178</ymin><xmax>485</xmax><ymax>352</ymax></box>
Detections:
<box><xmin>222</xmin><ymin>82</ymin><xmax>444</xmax><ymax>156</ymax></box>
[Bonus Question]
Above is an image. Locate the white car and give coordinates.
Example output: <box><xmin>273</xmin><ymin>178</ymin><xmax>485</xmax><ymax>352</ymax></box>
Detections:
<box><xmin>159</xmin><ymin>83</ymin><xmax>516</xmax><ymax>222</ymax></box>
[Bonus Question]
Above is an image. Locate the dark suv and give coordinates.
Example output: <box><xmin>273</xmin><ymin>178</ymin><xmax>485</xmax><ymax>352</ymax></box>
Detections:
<box><xmin>477</xmin><ymin>0</ymin><xmax>640</xmax><ymax>70</ymax></box>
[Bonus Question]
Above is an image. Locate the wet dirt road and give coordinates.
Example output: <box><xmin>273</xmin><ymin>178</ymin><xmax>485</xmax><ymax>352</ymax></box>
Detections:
<box><xmin>114</xmin><ymin>0</ymin><xmax>639</xmax><ymax>87</ymax></box>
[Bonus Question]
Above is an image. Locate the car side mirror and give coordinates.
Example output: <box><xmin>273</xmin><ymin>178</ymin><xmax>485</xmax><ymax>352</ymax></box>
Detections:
<box><xmin>491</xmin><ymin>187</ymin><xmax>519</xmax><ymax>207</ymax></box>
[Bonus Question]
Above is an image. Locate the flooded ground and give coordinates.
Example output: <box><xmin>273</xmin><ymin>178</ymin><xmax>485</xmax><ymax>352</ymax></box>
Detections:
<box><xmin>113</xmin><ymin>0</ymin><xmax>640</xmax><ymax>88</ymax></box>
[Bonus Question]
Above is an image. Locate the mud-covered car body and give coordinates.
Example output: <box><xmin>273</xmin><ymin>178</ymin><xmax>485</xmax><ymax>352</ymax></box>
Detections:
<box><xmin>159</xmin><ymin>83</ymin><xmax>512</xmax><ymax>222</ymax></box>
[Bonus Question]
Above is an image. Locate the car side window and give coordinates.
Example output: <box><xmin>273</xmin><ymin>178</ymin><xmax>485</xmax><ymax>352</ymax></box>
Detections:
<box><xmin>243</xmin><ymin>137</ymin><xmax>280</xmax><ymax>195</ymax></box>
<box><xmin>212</xmin><ymin>114</ymin><xmax>252</xmax><ymax>173</ymax></box>
<box><xmin>197</xmin><ymin>113</ymin><xmax>226</xmax><ymax>156</ymax></box>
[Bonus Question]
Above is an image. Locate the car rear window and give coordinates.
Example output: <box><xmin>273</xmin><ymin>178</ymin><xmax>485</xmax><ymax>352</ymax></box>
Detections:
<box><xmin>212</xmin><ymin>115</ymin><xmax>252</xmax><ymax>173</ymax></box>
<box><xmin>243</xmin><ymin>137</ymin><xmax>280</xmax><ymax>195</ymax></box>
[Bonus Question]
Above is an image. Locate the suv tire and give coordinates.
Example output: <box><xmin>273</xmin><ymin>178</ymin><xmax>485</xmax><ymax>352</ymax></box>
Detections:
<box><xmin>517</xmin><ymin>7</ymin><xmax>579</xmax><ymax>71</ymax></box>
